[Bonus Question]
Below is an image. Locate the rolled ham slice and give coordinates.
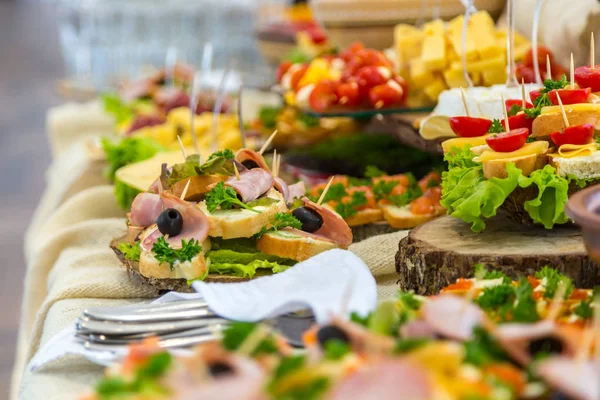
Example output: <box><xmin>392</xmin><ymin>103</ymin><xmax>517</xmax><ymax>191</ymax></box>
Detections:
<box><xmin>420</xmin><ymin>295</ymin><xmax>484</xmax><ymax>341</ymax></box>
<box><xmin>326</xmin><ymin>359</ymin><xmax>432</xmax><ymax>400</ymax></box>
<box><xmin>273</xmin><ymin>177</ymin><xmax>290</xmax><ymax>204</ymax></box>
<box><xmin>302</xmin><ymin>197</ymin><xmax>353</xmax><ymax>248</ymax></box>
<box><xmin>287</xmin><ymin>181</ymin><xmax>306</xmax><ymax>201</ymax></box>
<box><xmin>235</xmin><ymin>149</ymin><xmax>270</xmax><ymax>172</ymax></box>
<box><xmin>536</xmin><ymin>356</ymin><xmax>600</xmax><ymax>400</ymax></box>
<box><xmin>130</xmin><ymin>193</ymin><xmax>163</xmax><ymax>227</ymax></box>
<box><xmin>224</xmin><ymin>169</ymin><xmax>274</xmax><ymax>203</ymax></box>
<box><xmin>153</xmin><ymin>87</ymin><xmax>190</xmax><ymax>114</ymax></box>
<box><xmin>140</xmin><ymin>192</ymin><xmax>209</xmax><ymax>252</ymax></box>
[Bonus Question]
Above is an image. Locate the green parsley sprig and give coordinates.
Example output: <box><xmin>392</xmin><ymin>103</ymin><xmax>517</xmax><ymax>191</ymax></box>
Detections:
<box><xmin>205</xmin><ymin>182</ymin><xmax>261</xmax><ymax>214</ymax></box>
<box><xmin>334</xmin><ymin>191</ymin><xmax>367</xmax><ymax>219</ymax></box>
<box><xmin>118</xmin><ymin>242</ymin><xmax>141</xmax><ymax>262</ymax></box>
<box><xmin>534</xmin><ymin>266</ymin><xmax>574</xmax><ymax>299</ymax></box>
<box><xmin>207</xmin><ymin>149</ymin><xmax>234</xmax><ymax>161</ymax></box>
<box><xmin>255</xmin><ymin>212</ymin><xmax>302</xmax><ymax>238</ymax></box>
<box><xmin>151</xmin><ymin>237</ymin><xmax>202</xmax><ymax>270</ymax></box>
<box><xmin>488</xmin><ymin>119</ymin><xmax>504</xmax><ymax>133</ymax></box>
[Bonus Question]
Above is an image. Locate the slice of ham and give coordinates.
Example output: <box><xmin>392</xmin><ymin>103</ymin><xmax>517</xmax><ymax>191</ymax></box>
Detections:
<box><xmin>536</xmin><ymin>356</ymin><xmax>600</xmax><ymax>400</ymax></box>
<box><xmin>420</xmin><ymin>294</ymin><xmax>484</xmax><ymax>341</ymax></box>
<box><xmin>326</xmin><ymin>359</ymin><xmax>432</xmax><ymax>400</ymax></box>
<box><xmin>119</xmin><ymin>78</ymin><xmax>157</xmax><ymax>102</ymax></box>
<box><xmin>273</xmin><ymin>177</ymin><xmax>290</xmax><ymax>204</ymax></box>
<box><xmin>400</xmin><ymin>320</ymin><xmax>439</xmax><ymax>339</ymax></box>
<box><xmin>224</xmin><ymin>169</ymin><xmax>274</xmax><ymax>203</ymax></box>
<box><xmin>235</xmin><ymin>149</ymin><xmax>270</xmax><ymax>172</ymax></box>
<box><xmin>302</xmin><ymin>197</ymin><xmax>353</xmax><ymax>248</ymax></box>
<box><xmin>130</xmin><ymin>193</ymin><xmax>163</xmax><ymax>227</ymax></box>
<box><xmin>140</xmin><ymin>192</ymin><xmax>209</xmax><ymax>251</ymax></box>
<box><xmin>154</xmin><ymin>87</ymin><xmax>190</xmax><ymax>114</ymax></box>
<box><xmin>287</xmin><ymin>181</ymin><xmax>306</xmax><ymax>201</ymax></box>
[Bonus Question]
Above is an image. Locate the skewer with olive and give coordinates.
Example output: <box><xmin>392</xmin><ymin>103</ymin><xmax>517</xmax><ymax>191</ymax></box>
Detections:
<box><xmin>157</xmin><ymin>208</ymin><xmax>183</xmax><ymax>236</ymax></box>
<box><xmin>292</xmin><ymin>206</ymin><xmax>323</xmax><ymax>233</ymax></box>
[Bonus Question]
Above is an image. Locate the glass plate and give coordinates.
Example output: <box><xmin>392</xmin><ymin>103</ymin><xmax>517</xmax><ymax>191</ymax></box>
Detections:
<box><xmin>299</xmin><ymin>106</ymin><xmax>435</xmax><ymax>118</ymax></box>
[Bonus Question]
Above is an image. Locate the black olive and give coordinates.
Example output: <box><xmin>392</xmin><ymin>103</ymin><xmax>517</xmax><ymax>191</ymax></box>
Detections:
<box><xmin>292</xmin><ymin>206</ymin><xmax>323</xmax><ymax>233</ymax></box>
<box><xmin>242</xmin><ymin>160</ymin><xmax>260</xmax><ymax>170</ymax></box>
<box><xmin>156</xmin><ymin>208</ymin><xmax>183</xmax><ymax>236</ymax></box>
<box><xmin>317</xmin><ymin>325</ymin><xmax>350</xmax><ymax>348</ymax></box>
<box><xmin>528</xmin><ymin>336</ymin><xmax>563</xmax><ymax>357</ymax></box>
<box><xmin>207</xmin><ymin>361</ymin><xmax>234</xmax><ymax>377</ymax></box>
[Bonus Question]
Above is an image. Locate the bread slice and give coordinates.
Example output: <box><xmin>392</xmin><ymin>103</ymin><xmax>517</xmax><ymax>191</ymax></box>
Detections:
<box><xmin>197</xmin><ymin>188</ymin><xmax>288</xmax><ymax>239</ymax></box>
<box><xmin>138</xmin><ymin>238</ymin><xmax>212</xmax><ymax>280</ymax></box>
<box><xmin>255</xmin><ymin>229</ymin><xmax>337</xmax><ymax>262</ymax></box>
<box><xmin>345</xmin><ymin>208</ymin><xmax>384</xmax><ymax>227</ymax></box>
<box><xmin>532</xmin><ymin>109</ymin><xmax>600</xmax><ymax>138</ymax></box>
<box><xmin>548</xmin><ymin>151</ymin><xmax>600</xmax><ymax>179</ymax></box>
<box><xmin>380</xmin><ymin>204</ymin><xmax>445</xmax><ymax>229</ymax></box>
<box><xmin>482</xmin><ymin>153</ymin><xmax>548</xmax><ymax>179</ymax></box>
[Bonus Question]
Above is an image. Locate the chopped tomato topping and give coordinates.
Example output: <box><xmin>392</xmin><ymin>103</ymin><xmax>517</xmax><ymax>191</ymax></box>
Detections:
<box><xmin>410</xmin><ymin>196</ymin><xmax>434</xmax><ymax>215</ymax></box>
<box><xmin>532</xmin><ymin>291</ymin><xmax>543</xmax><ymax>301</ymax></box>
<box><xmin>442</xmin><ymin>278</ymin><xmax>474</xmax><ymax>292</ymax></box>
<box><xmin>570</xmin><ymin>289</ymin><xmax>590</xmax><ymax>300</ymax></box>
<box><xmin>374</xmin><ymin>174</ymin><xmax>411</xmax><ymax>187</ymax></box>
<box><xmin>418</xmin><ymin>172</ymin><xmax>441</xmax><ymax>192</ymax></box>
<box><xmin>484</xmin><ymin>363</ymin><xmax>526</xmax><ymax>395</ymax></box>
<box><xmin>527</xmin><ymin>276</ymin><xmax>541</xmax><ymax>288</ymax></box>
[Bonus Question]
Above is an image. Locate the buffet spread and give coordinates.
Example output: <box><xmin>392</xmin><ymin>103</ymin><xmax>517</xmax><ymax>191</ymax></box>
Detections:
<box><xmin>13</xmin><ymin>2</ymin><xmax>600</xmax><ymax>400</ymax></box>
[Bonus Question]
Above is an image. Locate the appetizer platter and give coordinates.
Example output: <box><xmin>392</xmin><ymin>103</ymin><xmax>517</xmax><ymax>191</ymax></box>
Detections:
<box><xmin>82</xmin><ymin>266</ymin><xmax>598</xmax><ymax>400</ymax></box>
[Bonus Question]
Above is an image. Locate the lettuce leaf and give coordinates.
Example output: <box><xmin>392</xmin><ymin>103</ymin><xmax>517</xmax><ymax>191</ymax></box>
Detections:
<box><xmin>517</xmin><ymin>165</ymin><xmax>570</xmax><ymax>229</ymax></box>
<box><xmin>166</xmin><ymin>154</ymin><xmax>234</xmax><ymax>186</ymax></box>
<box><xmin>114</xmin><ymin>178</ymin><xmax>142</xmax><ymax>210</ymax></box>
<box><xmin>102</xmin><ymin>93</ymin><xmax>133</xmax><ymax>124</ymax></box>
<box><xmin>102</xmin><ymin>137</ymin><xmax>165</xmax><ymax>181</ymax></box>
<box><xmin>209</xmin><ymin>259</ymin><xmax>291</xmax><ymax>278</ymax></box>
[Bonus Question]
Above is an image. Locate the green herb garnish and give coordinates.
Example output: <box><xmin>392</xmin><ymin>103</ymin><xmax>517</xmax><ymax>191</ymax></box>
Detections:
<box><xmin>574</xmin><ymin>300</ymin><xmax>593</xmax><ymax>320</ymax></box>
<box><xmin>256</xmin><ymin>212</ymin><xmax>302</xmax><ymax>238</ymax></box>
<box><xmin>221</xmin><ymin>322</ymin><xmax>279</xmax><ymax>356</ymax></box>
<box><xmin>474</xmin><ymin>264</ymin><xmax>510</xmax><ymax>282</ymax></box>
<box><xmin>151</xmin><ymin>237</ymin><xmax>202</xmax><ymax>270</ymax></box>
<box><xmin>488</xmin><ymin>119</ymin><xmax>504</xmax><ymax>133</ymax></box>
<box><xmin>464</xmin><ymin>327</ymin><xmax>510</xmax><ymax>367</ymax></box>
<box><xmin>535</xmin><ymin>266</ymin><xmax>574</xmax><ymax>299</ymax></box>
<box><xmin>334</xmin><ymin>190</ymin><xmax>367</xmax><ymax>219</ymax></box>
<box><xmin>118</xmin><ymin>241</ymin><xmax>141</xmax><ymax>262</ymax></box>
<box><xmin>205</xmin><ymin>182</ymin><xmax>261</xmax><ymax>213</ymax></box>
<box><xmin>207</xmin><ymin>149</ymin><xmax>234</xmax><ymax>161</ymax></box>
<box><xmin>323</xmin><ymin>340</ymin><xmax>351</xmax><ymax>361</ymax></box>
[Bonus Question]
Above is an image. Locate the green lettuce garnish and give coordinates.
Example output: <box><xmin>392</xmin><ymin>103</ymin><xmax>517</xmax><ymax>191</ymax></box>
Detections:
<box><xmin>167</xmin><ymin>153</ymin><xmax>234</xmax><ymax>186</ymax></box>
<box><xmin>102</xmin><ymin>93</ymin><xmax>133</xmax><ymax>124</ymax></box>
<box><xmin>118</xmin><ymin>241</ymin><xmax>141</xmax><ymax>262</ymax></box>
<box><xmin>101</xmin><ymin>137</ymin><xmax>165</xmax><ymax>181</ymax></box>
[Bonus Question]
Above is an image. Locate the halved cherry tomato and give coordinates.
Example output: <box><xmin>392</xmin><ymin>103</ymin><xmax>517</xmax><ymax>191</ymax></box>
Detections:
<box><xmin>505</xmin><ymin>99</ymin><xmax>534</xmax><ymax>114</ymax></box>
<box><xmin>574</xmin><ymin>65</ymin><xmax>600</xmax><ymax>92</ymax></box>
<box><xmin>516</xmin><ymin>64</ymin><xmax>536</xmax><ymax>84</ymax></box>
<box><xmin>548</xmin><ymin>88</ymin><xmax>591</xmax><ymax>105</ymax></box>
<box><xmin>549</xmin><ymin>124</ymin><xmax>595</xmax><ymax>147</ymax></box>
<box><xmin>353</xmin><ymin>65</ymin><xmax>388</xmax><ymax>97</ymax></box>
<box><xmin>410</xmin><ymin>196</ymin><xmax>434</xmax><ymax>215</ymax></box>
<box><xmin>485</xmin><ymin>128</ymin><xmax>529</xmax><ymax>152</ymax></box>
<box><xmin>524</xmin><ymin>45</ymin><xmax>553</xmax><ymax>68</ymax></box>
<box><xmin>501</xmin><ymin>113</ymin><xmax>534</xmax><ymax>132</ymax></box>
<box><xmin>308</xmin><ymin>80</ymin><xmax>338</xmax><ymax>112</ymax></box>
<box><xmin>336</xmin><ymin>81</ymin><xmax>361</xmax><ymax>106</ymax></box>
<box><xmin>289</xmin><ymin>65</ymin><xmax>309</xmax><ymax>91</ymax></box>
<box><xmin>276</xmin><ymin>61</ymin><xmax>293</xmax><ymax>82</ymax></box>
<box><xmin>393</xmin><ymin>76</ymin><xmax>409</xmax><ymax>104</ymax></box>
<box><xmin>339</xmin><ymin>42</ymin><xmax>364</xmax><ymax>62</ymax></box>
<box><xmin>529</xmin><ymin>89</ymin><xmax>542</xmax><ymax>104</ymax></box>
<box><xmin>368</xmin><ymin>83</ymin><xmax>402</xmax><ymax>108</ymax></box>
<box><xmin>448</xmin><ymin>116</ymin><xmax>492</xmax><ymax>138</ymax></box>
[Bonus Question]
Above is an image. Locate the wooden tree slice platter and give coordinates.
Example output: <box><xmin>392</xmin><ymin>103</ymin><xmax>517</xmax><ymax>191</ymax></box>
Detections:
<box><xmin>396</xmin><ymin>214</ymin><xmax>600</xmax><ymax>295</ymax></box>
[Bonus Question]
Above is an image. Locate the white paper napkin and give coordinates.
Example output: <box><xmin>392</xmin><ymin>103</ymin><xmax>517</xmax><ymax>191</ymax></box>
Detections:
<box><xmin>29</xmin><ymin>249</ymin><xmax>376</xmax><ymax>370</ymax></box>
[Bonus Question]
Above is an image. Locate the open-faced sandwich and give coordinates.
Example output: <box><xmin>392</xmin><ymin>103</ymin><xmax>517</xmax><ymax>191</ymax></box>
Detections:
<box><xmin>84</xmin><ymin>265</ymin><xmax>598</xmax><ymax>400</ymax></box>
<box><xmin>111</xmin><ymin>147</ymin><xmax>352</xmax><ymax>292</ymax></box>
<box><xmin>440</xmin><ymin>70</ymin><xmax>600</xmax><ymax>232</ymax></box>
<box><xmin>307</xmin><ymin>168</ymin><xmax>444</xmax><ymax>240</ymax></box>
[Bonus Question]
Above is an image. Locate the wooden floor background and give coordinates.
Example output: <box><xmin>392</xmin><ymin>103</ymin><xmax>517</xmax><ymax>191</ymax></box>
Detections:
<box><xmin>0</xmin><ymin>1</ymin><xmax>62</xmax><ymax>396</ymax></box>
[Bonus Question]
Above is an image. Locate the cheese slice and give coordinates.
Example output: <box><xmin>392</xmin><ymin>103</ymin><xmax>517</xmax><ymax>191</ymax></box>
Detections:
<box><xmin>557</xmin><ymin>143</ymin><xmax>599</xmax><ymax>158</ymax></box>
<box><xmin>441</xmin><ymin>135</ymin><xmax>491</xmax><ymax>153</ymax></box>
<box><xmin>475</xmin><ymin>141</ymin><xmax>549</xmax><ymax>162</ymax></box>
<box><xmin>541</xmin><ymin>103</ymin><xmax>600</xmax><ymax>115</ymax></box>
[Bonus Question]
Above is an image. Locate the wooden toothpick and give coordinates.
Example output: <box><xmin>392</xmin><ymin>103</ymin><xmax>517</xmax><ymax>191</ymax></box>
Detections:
<box><xmin>570</xmin><ymin>53</ymin><xmax>575</xmax><ymax>89</ymax></box>
<box><xmin>259</xmin><ymin>130</ymin><xmax>278</xmax><ymax>155</ymax></box>
<box><xmin>157</xmin><ymin>177</ymin><xmax>164</xmax><ymax>194</ymax></box>
<box><xmin>460</xmin><ymin>87</ymin><xmax>470</xmax><ymax>117</ymax></box>
<box><xmin>233</xmin><ymin>162</ymin><xmax>241</xmax><ymax>180</ymax></box>
<box><xmin>276</xmin><ymin>154</ymin><xmax>282</xmax><ymax>178</ymax></box>
<box><xmin>317</xmin><ymin>176</ymin><xmax>335</xmax><ymax>206</ymax></box>
<box><xmin>180</xmin><ymin>179</ymin><xmax>191</xmax><ymax>200</ymax></box>
<box><xmin>591</xmin><ymin>32</ymin><xmax>596</xmax><ymax>70</ymax></box>
<box><xmin>546</xmin><ymin>54</ymin><xmax>552</xmax><ymax>80</ymax></box>
<box><xmin>556</xmin><ymin>92</ymin><xmax>570</xmax><ymax>128</ymax></box>
<box><xmin>521</xmin><ymin>78</ymin><xmax>527</xmax><ymax>108</ymax></box>
<box><xmin>272</xmin><ymin>149</ymin><xmax>277</xmax><ymax>177</ymax></box>
<box><xmin>501</xmin><ymin>93</ymin><xmax>510</xmax><ymax>131</ymax></box>
<box><xmin>177</xmin><ymin>135</ymin><xmax>187</xmax><ymax>160</ymax></box>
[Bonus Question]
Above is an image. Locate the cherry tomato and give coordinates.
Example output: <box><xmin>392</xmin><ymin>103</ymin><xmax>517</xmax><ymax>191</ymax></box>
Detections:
<box><xmin>485</xmin><ymin>128</ymin><xmax>529</xmax><ymax>152</ymax></box>
<box><xmin>276</xmin><ymin>61</ymin><xmax>293</xmax><ymax>82</ymax></box>
<box><xmin>341</xmin><ymin>56</ymin><xmax>365</xmax><ymax>81</ymax></box>
<box><xmin>524</xmin><ymin>46</ymin><xmax>553</xmax><ymax>68</ymax></box>
<box><xmin>308</xmin><ymin>80</ymin><xmax>338</xmax><ymax>112</ymax></box>
<box><xmin>574</xmin><ymin>65</ymin><xmax>600</xmax><ymax>92</ymax></box>
<box><xmin>448</xmin><ymin>116</ymin><xmax>492</xmax><ymax>138</ymax></box>
<box><xmin>549</xmin><ymin>124</ymin><xmax>595</xmax><ymax>147</ymax></box>
<box><xmin>340</xmin><ymin>42</ymin><xmax>365</xmax><ymax>62</ymax></box>
<box><xmin>305</xmin><ymin>26</ymin><xmax>327</xmax><ymax>44</ymax></box>
<box><xmin>336</xmin><ymin>81</ymin><xmax>361</xmax><ymax>106</ymax></box>
<box><xmin>354</xmin><ymin>65</ymin><xmax>388</xmax><ymax>96</ymax></box>
<box><xmin>516</xmin><ymin>64</ymin><xmax>536</xmax><ymax>84</ymax></box>
<box><xmin>501</xmin><ymin>113</ymin><xmax>534</xmax><ymax>132</ymax></box>
<box><xmin>393</xmin><ymin>76</ymin><xmax>409</xmax><ymax>104</ymax></box>
<box><xmin>529</xmin><ymin>89</ymin><xmax>541</xmax><ymax>104</ymax></box>
<box><xmin>355</xmin><ymin>48</ymin><xmax>392</xmax><ymax>68</ymax></box>
<box><xmin>548</xmin><ymin>88</ymin><xmax>591</xmax><ymax>105</ymax></box>
<box><xmin>505</xmin><ymin>99</ymin><xmax>534</xmax><ymax>114</ymax></box>
<box><xmin>289</xmin><ymin>65</ymin><xmax>309</xmax><ymax>91</ymax></box>
<box><xmin>368</xmin><ymin>83</ymin><xmax>402</xmax><ymax>108</ymax></box>
<box><xmin>410</xmin><ymin>196</ymin><xmax>434</xmax><ymax>215</ymax></box>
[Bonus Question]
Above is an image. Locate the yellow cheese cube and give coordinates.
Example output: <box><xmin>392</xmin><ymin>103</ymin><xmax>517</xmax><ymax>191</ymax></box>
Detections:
<box><xmin>482</xmin><ymin>67</ymin><xmax>507</xmax><ymax>86</ymax></box>
<box><xmin>423</xmin><ymin>76</ymin><xmax>447</xmax><ymax>101</ymax></box>
<box><xmin>470</xmin><ymin>11</ymin><xmax>495</xmax><ymax>31</ymax></box>
<box><xmin>423</xmin><ymin>19</ymin><xmax>445</xmax><ymax>36</ymax></box>
<box><xmin>443</xmin><ymin>68</ymin><xmax>470</xmax><ymax>88</ymax></box>
<box><xmin>410</xmin><ymin>59</ymin><xmax>435</xmax><ymax>88</ymax></box>
<box><xmin>394</xmin><ymin>24</ymin><xmax>425</xmax><ymax>67</ymax></box>
<box><xmin>422</xmin><ymin>35</ymin><xmax>446</xmax><ymax>71</ymax></box>
<box><xmin>465</xmin><ymin>55</ymin><xmax>506</xmax><ymax>73</ymax></box>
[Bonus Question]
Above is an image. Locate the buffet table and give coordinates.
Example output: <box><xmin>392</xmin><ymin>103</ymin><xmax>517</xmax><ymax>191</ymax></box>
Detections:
<box><xmin>12</xmin><ymin>115</ymin><xmax>406</xmax><ymax>399</ymax></box>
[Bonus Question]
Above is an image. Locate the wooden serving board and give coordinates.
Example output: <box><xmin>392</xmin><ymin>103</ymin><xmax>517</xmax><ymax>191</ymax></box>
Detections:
<box><xmin>396</xmin><ymin>214</ymin><xmax>600</xmax><ymax>295</ymax></box>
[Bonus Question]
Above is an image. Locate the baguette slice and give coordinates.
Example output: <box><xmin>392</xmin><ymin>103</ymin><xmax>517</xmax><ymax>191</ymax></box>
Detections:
<box><xmin>197</xmin><ymin>188</ymin><xmax>288</xmax><ymax>239</ymax></box>
<box><xmin>482</xmin><ymin>153</ymin><xmax>548</xmax><ymax>179</ymax></box>
<box><xmin>345</xmin><ymin>208</ymin><xmax>384</xmax><ymax>227</ymax></box>
<box><xmin>256</xmin><ymin>229</ymin><xmax>337</xmax><ymax>262</ymax></box>
<box><xmin>138</xmin><ymin>238</ymin><xmax>212</xmax><ymax>280</ymax></box>
<box><xmin>532</xmin><ymin>107</ymin><xmax>600</xmax><ymax>138</ymax></box>
<box><xmin>548</xmin><ymin>151</ymin><xmax>600</xmax><ymax>179</ymax></box>
<box><xmin>380</xmin><ymin>204</ymin><xmax>445</xmax><ymax>229</ymax></box>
